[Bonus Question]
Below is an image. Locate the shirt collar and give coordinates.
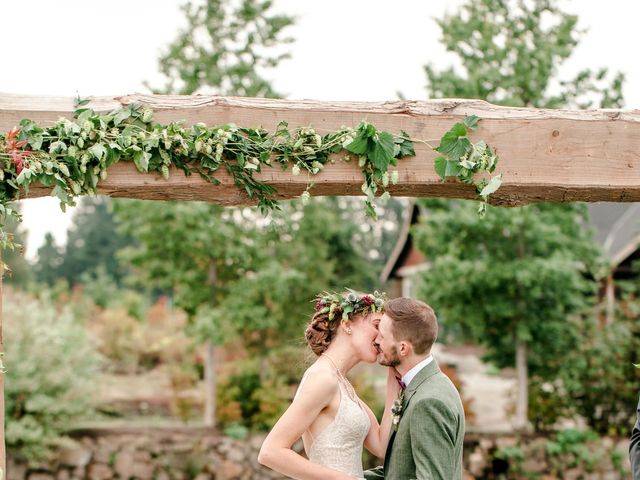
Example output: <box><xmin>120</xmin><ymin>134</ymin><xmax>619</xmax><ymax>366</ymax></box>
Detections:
<box><xmin>402</xmin><ymin>354</ymin><xmax>433</xmax><ymax>388</ymax></box>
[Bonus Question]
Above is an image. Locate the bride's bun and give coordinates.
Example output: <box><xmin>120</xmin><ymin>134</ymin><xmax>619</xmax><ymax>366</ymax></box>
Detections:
<box><xmin>305</xmin><ymin>311</ymin><xmax>341</xmax><ymax>356</ymax></box>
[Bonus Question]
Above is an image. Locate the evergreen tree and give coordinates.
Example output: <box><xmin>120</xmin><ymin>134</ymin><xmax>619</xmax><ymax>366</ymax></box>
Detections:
<box><xmin>57</xmin><ymin>197</ymin><xmax>131</xmax><ymax>287</ymax></box>
<box><xmin>32</xmin><ymin>233</ymin><xmax>63</xmax><ymax>288</ymax></box>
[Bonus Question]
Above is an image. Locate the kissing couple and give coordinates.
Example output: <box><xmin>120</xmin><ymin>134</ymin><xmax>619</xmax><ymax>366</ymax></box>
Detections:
<box><xmin>259</xmin><ymin>291</ymin><xmax>465</xmax><ymax>479</ymax></box>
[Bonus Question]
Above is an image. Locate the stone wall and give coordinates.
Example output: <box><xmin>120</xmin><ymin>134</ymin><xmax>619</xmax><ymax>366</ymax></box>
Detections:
<box><xmin>7</xmin><ymin>427</ymin><xmax>632</xmax><ymax>479</ymax></box>
<box><xmin>8</xmin><ymin>427</ymin><xmax>284</xmax><ymax>480</ymax></box>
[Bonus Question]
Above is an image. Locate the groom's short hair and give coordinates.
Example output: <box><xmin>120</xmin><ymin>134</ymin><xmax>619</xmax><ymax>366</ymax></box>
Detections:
<box><xmin>385</xmin><ymin>297</ymin><xmax>438</xmax><ymax>355</ymax></box>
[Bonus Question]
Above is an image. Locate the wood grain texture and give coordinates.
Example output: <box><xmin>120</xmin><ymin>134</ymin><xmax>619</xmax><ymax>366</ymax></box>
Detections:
<box><xmin>2</xmin><ymin>93</ymin><xmax>639</xmax><ymax>205</ymax></box>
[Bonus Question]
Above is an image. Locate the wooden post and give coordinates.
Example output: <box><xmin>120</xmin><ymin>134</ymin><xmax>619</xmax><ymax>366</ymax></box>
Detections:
<box><xmin>0</xmin><ymin>253</ymin><xmax>5</xmax><ymax>479</ymax></box>
<box><xmin>203</xmin><ymin>260</ymin><xmax>217</xmax><ymax>427</ymax></box>
<box><xmin>604</xmin><ymin>274</ymin><xmax>615</xmax><ymax>326</ymax></box>
<box><xmin>514</xmin><ymin>340</ymin><xmax>528</xmax><ymax>431</ymax></box>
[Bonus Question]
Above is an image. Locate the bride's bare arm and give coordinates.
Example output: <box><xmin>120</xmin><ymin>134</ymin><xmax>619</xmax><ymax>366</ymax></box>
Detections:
<box><xmin>362</xmin><ymin>368</ymin><xmax>400</xmax><ymax>459</ymax></box>
<box><xmin>258</xmin><ymin>369</ymin><xmax>354</xmax><ymax>480</ymax></box>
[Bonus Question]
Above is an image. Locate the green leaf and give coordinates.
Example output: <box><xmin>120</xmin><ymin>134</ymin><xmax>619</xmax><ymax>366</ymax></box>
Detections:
<box><xmin>450</xmin><ymin>122</ymin><xmax>467</xmax><ymax>137</ymax></box>
<box><xmin>434</xmin><ymin>156</ymin><xmax>447</xmax><ymax>179</ymax></box>
<box><xmin>369</xmin><ymin>132</ymin><xmax>395</xmax><ymax>170</ymax></box>
<box><xmin>370</xmin><ymin>143</ymin><xmax>392</xmax><ymax>171</ymax></box>
<box><xmin>344</xmin><ymin>134</ymin><xmax>369</xmax><ymax>155</ymax></box>
<box><xmin>76</xmin><ymin>109</ymin><xmax>93</xmax><ymax>123</ymax></box>
<box><xmin>463</xmin><ymin>115</ymin><xmax>480</xmax><ymax>130</ymax></box>
<box><xmin>259</xmin><ymin>151</ymin><xmax>271</xmax><ymax>163</ymax></box>
<box><xmin>444</xmin><ymin>160</ymin><xmax>461</xmax><ymax>177</ymax></box>
<box><xmin>376</xmin><ymin>131</ymin><xmax>395</xmax><ymax>157</ymax></box>
<box><xmin>469</xmin><ymin>140</ymin><xmax>488</xmax><ymax>163</ymax></box>
<box><xmin>30</xmin><ymin>133</ymin><xmax>44</xmax><ymax>151</ymax></box>
<box><xmin>396</xmin><ymin>131</ymin><xmax>416</xmax><ymax>158</ymax></box>
<box><xmin>113</xmin><ymin>109</ymin><xmax>131</xmax><ymax>126</ymax></box>
<box><xmin>479</xmin><ymin>174</ymin><xmax>503</xmax><ymax>198</ymax></box>
<box><xmin>74</xmin><ymin>96</ymin><xmax>90</xmax><ymax>107</ymax></box>
<box><xmin>88</xmin><ymin>144</ymin><xmax>106</xmax><ymax>161</ymax></box>
<box><xmin>365</xmin><ymin>200</ymin><xmax>377</xmax><ymax>219</ymax></box>
<box><xmin>436</xmin><ymin>135</ymin><xmax>472</xmax><ymax>161</ymax></box>
<box><xmin>133</xmin><ymin>151</ymin><xmax>150</xmax><ymax>172</ymax></box>
<box><xmin>51</xmin><ymin>184</ymin><xmax>69</xmax><ymax>203</ymax></box>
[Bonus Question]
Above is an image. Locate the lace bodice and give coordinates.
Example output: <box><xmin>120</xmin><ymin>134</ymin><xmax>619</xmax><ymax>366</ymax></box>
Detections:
<box><xmin>303</xmin><ymin>378</ymin><xmax>371</xmax><ymax>479</ymax></box>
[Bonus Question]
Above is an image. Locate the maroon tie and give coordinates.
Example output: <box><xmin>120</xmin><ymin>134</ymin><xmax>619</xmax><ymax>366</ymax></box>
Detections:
<box><xmin>396</xmin><ymin>376</ymin><xmax>406</xmax><ymax>390</ymax></box>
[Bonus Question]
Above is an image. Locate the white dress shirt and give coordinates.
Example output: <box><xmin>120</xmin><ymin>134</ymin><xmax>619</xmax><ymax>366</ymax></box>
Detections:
<box><xmin>402</xmin><ymin>354</ymin><xmax>434</xmax><ymax>389</ymax></box>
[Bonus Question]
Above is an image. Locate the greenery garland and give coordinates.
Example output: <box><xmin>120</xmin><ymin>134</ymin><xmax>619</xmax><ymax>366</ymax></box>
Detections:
<box><xmin>0</xmin><ymin>98</ymin><xmax>501</xmax><ymax>259</ymax></box>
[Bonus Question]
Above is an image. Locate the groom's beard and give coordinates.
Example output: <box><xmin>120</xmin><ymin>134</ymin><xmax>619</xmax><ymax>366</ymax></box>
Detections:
<box><xmin>378</xmin><ymin>345</ymin><xmax>401</xmax><ymax>367</ymax></box>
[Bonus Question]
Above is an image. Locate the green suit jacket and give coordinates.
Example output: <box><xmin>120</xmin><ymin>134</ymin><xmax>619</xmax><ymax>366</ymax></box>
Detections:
<box><xmin>365</xmin><ymin>359</ymin><xmax>465</xmax><ymax>480</ymax></box>
<box><xmin>630</xmin><ymin>396</ymin><xmax>640</xmax><ymax>479</ymax></box>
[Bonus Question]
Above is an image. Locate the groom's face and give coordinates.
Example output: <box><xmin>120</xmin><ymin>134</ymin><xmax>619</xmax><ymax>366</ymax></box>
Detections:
<box><xmin>374</xmin><ymin>314</ymin><xmax>401</xmax><ymax>367</ymax></box>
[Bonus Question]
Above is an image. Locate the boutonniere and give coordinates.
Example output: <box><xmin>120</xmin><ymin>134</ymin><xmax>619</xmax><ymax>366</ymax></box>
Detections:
<box><xmin>391</xmin><ymin>389</ymin><xmax>405</xmax><ymax>431</ymax></box>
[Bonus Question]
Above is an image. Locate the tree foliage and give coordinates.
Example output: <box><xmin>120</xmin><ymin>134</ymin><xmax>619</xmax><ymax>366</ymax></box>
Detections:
<box><xmin>213</xmin><ymin>198</ymin><xmax>379</xmax><ymax>353</ymax></box>
<box><xmin>147</xmin><ymin>0</ymin><xmax>294</xmax><ymax>97</ymax></box>
<box><xmin>413</xmin><ymin>0</ymin><xmax>625</xmax><ymax>427</ymax></box>
<box><xmin>4</xmin><ymin>293</ymin><xmax>101</xmax><ymax>460</ymax></box>
<box><xmin>413</xmin><ymin>201</ymin><xmax>601</xmax><ymax>376</ymax></box>
<box><xmin>32</xmin><ymin>197</ymin><xmax>131</xmax><ymax>288</ymax></box>
<box><xmin>114</xmin><ymin>197</ymin><xmax>379</xmax><ymax>350</ymax></box>
<box><xmin>425</xmin><ymin>0</ymin><xmax>625</xmax><ymax>108</ymax></box>
<box><xmin>557</xmin><ymin>280</ymin><xmax>640</xmax><ymax>435</ymax></box>
<box><xmin>113</xmin><ymin>200</ymin><xmax>254</xmax><ymax>326</ymax></box>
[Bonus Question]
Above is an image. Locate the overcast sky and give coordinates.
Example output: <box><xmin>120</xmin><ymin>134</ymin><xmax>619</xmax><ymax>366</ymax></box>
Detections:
<box><xmin>2</xmin><ymin>0</ymin><xmax>640</xmax><ymax>258</ymax></box>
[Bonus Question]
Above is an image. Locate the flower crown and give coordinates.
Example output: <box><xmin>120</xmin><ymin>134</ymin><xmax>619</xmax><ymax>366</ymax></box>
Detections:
<box><xmin>314</xmin><ymin>289</ymin><xmax>387</xmax><ymax>322</ymax></box>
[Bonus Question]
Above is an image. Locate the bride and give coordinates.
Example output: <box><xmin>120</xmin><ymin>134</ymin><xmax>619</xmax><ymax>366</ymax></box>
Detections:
<box><xmin>258</xmin><ymin>290</ymin><xmax>400</xmax><ymax>479</ymax></box>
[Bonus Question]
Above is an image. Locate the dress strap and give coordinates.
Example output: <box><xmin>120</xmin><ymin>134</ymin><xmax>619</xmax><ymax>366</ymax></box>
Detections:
<box><xmin>321</xmin><ymin>353</ymin><xmax>362</xmax><ymax>408</ymax></box>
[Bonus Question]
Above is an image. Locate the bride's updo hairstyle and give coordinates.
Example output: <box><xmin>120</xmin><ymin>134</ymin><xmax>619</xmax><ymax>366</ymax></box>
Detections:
<box><xmin>305</xmin><ymin>290</ymin><xmax>386</xmax><ymax>356</ymax></box>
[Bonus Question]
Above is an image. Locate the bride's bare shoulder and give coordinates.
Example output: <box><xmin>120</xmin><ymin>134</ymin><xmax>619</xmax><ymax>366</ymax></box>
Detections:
<box><xmin>298</xmin><ymin>363</ymin><xmax>338</xmax><ymax>395</ymax></box>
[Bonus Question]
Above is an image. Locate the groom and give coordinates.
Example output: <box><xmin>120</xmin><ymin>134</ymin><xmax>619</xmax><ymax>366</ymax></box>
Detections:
<box><xmin>366</xmin><ymin>297</ymin><xmax>465</xmax><ymax>479</ymax></box>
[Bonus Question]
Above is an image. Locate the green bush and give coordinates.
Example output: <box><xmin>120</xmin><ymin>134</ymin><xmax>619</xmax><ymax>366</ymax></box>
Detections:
<box><xmin>528</xmin><ymin>376</ymin><xmax>572</xmax><ymax>432</ymax></box>
<box><xmin>545</xmin><ymin>429</ymin><xmax>603</xmax><ymax>475</ymax></box>
<box><xmin>558</xmin><ymin>284</ymin><xmax>640</xmax><ymax>436</ymax></box>
<box><xmin>216</xmin><ymin>347</ymin><xmax>307</xmax><ymax>430</ymax></box>
<box><xmin>4</xmin><ymin>292</ymin><xmax>102</xmax><ymax>460</ymax></box>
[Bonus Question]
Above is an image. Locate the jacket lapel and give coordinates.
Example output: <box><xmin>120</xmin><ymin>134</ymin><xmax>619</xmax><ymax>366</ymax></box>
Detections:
<box><xmin>403</xmin><ymin>359</ymin><xmax>440</xmax><ymax>408</ymax></box>
<box><xmin>382</xmin><ymin>359</ymin><xmax>441</xmax><ymax>470</ymax></box>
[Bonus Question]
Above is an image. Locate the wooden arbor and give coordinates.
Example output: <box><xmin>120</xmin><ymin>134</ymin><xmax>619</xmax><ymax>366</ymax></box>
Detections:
<box><xmin>0</xmin><ymin>93</ymin><xmax>639</xmax><ymax>472</ymax></box>
<box><xmin>2</xmin><ymin>94</ymin><xmax>639</xmax><ymax>205</ymax></box>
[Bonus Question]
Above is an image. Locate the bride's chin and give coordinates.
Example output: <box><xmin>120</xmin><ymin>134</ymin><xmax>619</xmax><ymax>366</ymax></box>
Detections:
<box><xmin>361</xmin><ymin>351</ymin><xmax>378</xmax><ymax>363</ymax></box>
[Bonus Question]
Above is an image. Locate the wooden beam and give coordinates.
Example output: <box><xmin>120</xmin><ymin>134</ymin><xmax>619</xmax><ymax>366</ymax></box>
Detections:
<box><xmin>1</xmin><ymin>93</ymin><xmax>639</xmax><ymax>206</ymax></box>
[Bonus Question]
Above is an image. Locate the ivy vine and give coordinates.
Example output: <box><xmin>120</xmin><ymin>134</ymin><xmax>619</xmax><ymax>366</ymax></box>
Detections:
<box><xmin>433</xmin><ymin>115</ymin><xmax>502</xmax><ymax>216</ymax></box>
<box><xmin>0</xmin><ymin>98</ymin><xmax>501</xmax><ymax>258</ymax></box>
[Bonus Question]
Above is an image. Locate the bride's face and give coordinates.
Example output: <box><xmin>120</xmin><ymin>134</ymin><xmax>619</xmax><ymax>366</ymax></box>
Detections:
<box><xmin>350</xmin><ymin>312</ymin><xmax>383</xmax><ymax>363</ymax></box>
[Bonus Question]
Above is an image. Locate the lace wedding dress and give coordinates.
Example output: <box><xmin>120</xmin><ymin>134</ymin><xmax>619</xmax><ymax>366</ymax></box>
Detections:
<box><xmin>298</xmin><ymin>374</ymin><xmax>371</xmax><ymax>479</ymax></box>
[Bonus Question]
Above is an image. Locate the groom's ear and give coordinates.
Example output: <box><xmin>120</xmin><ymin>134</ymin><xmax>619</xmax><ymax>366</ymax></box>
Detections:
<box><xmin>399</xmin><ymin>341</ymin><xmax>413</xmax><ymax>357</ymax></box>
